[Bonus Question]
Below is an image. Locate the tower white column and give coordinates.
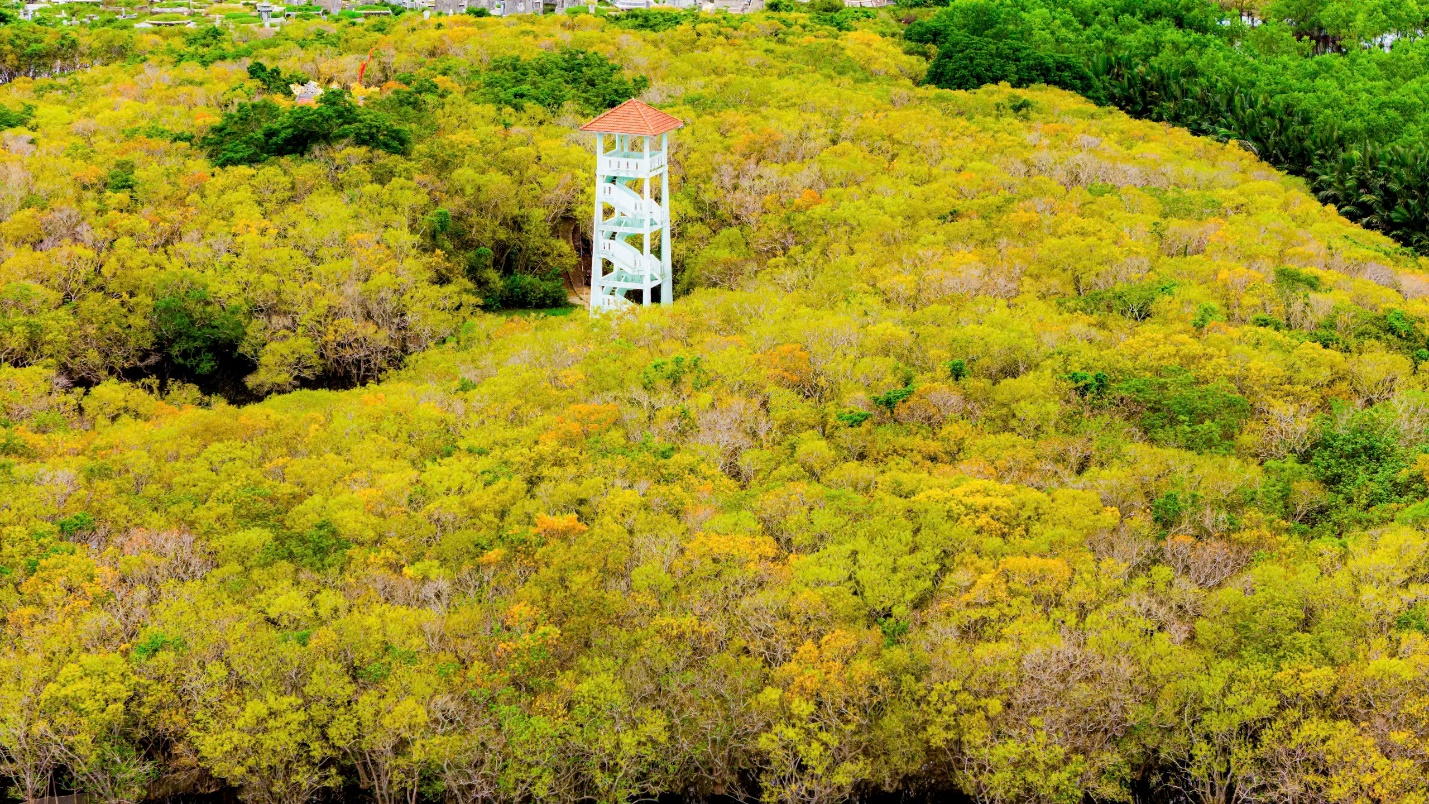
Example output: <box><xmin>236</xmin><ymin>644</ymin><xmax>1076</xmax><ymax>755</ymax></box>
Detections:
<box><xmin>660</xmin><ymin>132</ymin><xmax>672</xmax><ymax>305</ymax></box>
<box><xmin>590</xmin><ymin>132</ymin><xmax>603</xmax><ymax>307</ymax></box>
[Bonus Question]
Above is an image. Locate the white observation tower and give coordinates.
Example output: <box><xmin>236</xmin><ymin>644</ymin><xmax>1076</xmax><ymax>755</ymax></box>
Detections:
<box><xmin>580</xmin><ymin>99</ymin><xmax>684</xmax><ymax>312</ymax></box>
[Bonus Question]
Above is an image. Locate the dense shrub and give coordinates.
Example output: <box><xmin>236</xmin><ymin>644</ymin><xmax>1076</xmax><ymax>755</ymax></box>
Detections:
<box><xmin>200</xmin><ymin>89</ymin><xmax>411</xmax><ymax>166</ymax></box>
<box><xmin>245</xmin><ymin>60</ymin><xmax>309</xmax><ymax>94</ymax></box>
<box><xmin>606</xmin><ymin>7</ymin><xmax>696</xmax><ymax>29</ymax></box>
<box><xmin>0</xmin><ymin>102</ymin><xmax>33</xmax><ymax>129</ymax></box>
<box><xmin>1114</xmin><ymin>372</ymin><xmax>1252</xmax><ymax>453</ymax></box>
<box><xmin>498</xmin><ymin>272</ymin><xmax>569</xmax><ymax>309</ymax></box>
<box><xmin>1064</xmin><ymin>281</ymin><xmax>1176</xmax><ymax>321</ymax></box>
<box><xmin>474</xmin><ymin>49</ymin><xmax>651</xmax><ymax>114</ymax></box>
<box><xmin>919</xmin><ymin>30</ymin><xmax>1099</xmax><ymax>96</ymax></box>
<box><xmin>1306</xmin><ymin>407</ymin><xmax>1425</xmax><ymax>509</ymax></box>
<box><xmin>151</xmin><ymin>283</ymin><xmax>250</xmax><ymax>377</ymax></box>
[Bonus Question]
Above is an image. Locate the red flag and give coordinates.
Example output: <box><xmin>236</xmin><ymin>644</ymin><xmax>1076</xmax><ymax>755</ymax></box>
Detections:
<box><xmin>358</xmin><ymin>48</ymin><xmax>375</xmax><ymax>85</ymax></box>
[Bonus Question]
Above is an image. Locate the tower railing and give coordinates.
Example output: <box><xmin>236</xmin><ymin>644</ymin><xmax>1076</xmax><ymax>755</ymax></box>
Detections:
<box><xmin>599</xmin><ymin>150</ymin><xmax>667</xmax><ymax>178</ymax></box>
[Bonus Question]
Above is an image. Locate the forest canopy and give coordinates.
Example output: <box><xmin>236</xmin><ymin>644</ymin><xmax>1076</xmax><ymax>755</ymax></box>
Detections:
<box><xmin>3</xmin><ymin>7</ymin><xmax>1429</xmax><ymax>804</ymax></box>
<box><xmin>0</xmin><ymin>24</ymin><xmax>653</xmax><ymax>399</ymax></box>
<box><xmin>906</xmin><ymin>0</ymin><xmax>1429</xmax><ymax>252</ymax></box>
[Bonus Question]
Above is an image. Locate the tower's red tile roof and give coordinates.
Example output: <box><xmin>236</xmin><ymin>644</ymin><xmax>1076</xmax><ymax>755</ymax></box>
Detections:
<box><xmin>580</xmin><ymin>99</ymin><xmax>684</xmax><ymax>136</ymax></box>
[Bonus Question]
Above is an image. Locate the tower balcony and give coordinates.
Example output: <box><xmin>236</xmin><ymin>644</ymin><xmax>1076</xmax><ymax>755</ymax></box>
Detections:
<box><xmin>599</xmin><ymin>149</ymin><xmax>668</xmax><ymax>178</ymax></box>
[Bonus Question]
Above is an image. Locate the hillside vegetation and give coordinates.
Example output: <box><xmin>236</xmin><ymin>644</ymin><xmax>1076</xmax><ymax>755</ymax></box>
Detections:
<box><xmin>0</xmin><ymin>18</ymin><xmax>667</xmax><ymax>398</ymax></box>
<box><xmin>907</xmin><ymin>0</ymin><xmax>1429</xmax><ymax>252</ymax></box>
<box><xmin>5</xmin><ymin>9</ymin><xmax>1429</xmax><ymax>804</ymax></box>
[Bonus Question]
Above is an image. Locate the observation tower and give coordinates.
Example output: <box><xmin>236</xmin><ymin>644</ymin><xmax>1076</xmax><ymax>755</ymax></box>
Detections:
<box><xmin>580</xmin><ymin>99</ymin><xmax>684</xmax><ymax>312</ymax></box>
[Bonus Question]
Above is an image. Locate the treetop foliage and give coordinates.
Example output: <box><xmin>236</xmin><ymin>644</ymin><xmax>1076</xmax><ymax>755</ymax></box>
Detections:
<box><xmin>907</xmin><ymin>0</ymin><xmax>1429</xmax><ymax>252</ymax></box>
<box><xmin>475</xmin><ymin>48</ymin><xmax>652</xmax><ymax>113</ymax></box>
<box><xmin>1</xmin><ymin>8</ymin><xmax>1429</xmax><ymax>804</ymax></box>
<box><xmin>0</xmin><ymin>21</ymin><xmax>656</xmax><ymax>398</ymax></box>
<box><xmin>201</xmin><ymin>89</ymin><xmax>413</xmax><ymax>166</ymax></box>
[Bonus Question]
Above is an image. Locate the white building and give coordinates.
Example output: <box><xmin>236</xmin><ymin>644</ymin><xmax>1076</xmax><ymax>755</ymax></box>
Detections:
<box><xmin>580</xmin><ymin>99</ymin><xmax>684</xmax><ymax>311</ymax></box>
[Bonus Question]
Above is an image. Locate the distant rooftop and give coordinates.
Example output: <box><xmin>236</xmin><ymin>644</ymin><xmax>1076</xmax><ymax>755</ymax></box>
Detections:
<box><xmin>292</xmin><ymin>80</ymin><xmax>324</xmax><ymax>105</ymax></box>
<box><xmin>580</xmin><ymin>99</ymin><xmax>684</xmax><ymax>137</ymax></box>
